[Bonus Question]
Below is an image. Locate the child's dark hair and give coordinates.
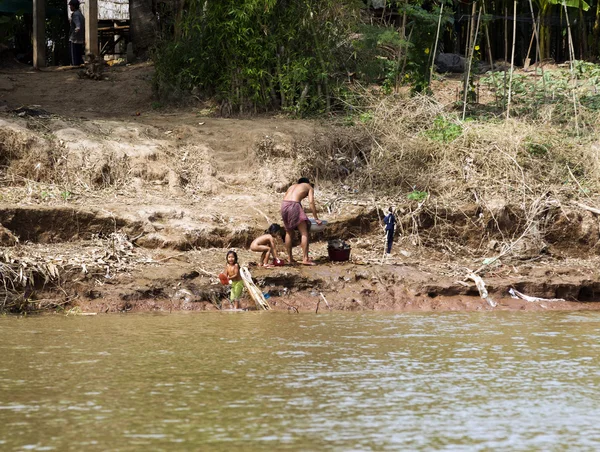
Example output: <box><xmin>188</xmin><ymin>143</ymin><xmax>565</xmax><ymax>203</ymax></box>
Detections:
<box><xmin>267</xmin><ymin>223</ymin><xmax>285</xmax><ymax>240</ymax></box>
<box><xmin>226</xmin><ymin>250</ymin><xmax>238</xmax><ymax>264</ymax></box>
<box><xmin>267</xmin><ymin>223</ymin><xmax>281</xmax><ymax>235</ymax></box>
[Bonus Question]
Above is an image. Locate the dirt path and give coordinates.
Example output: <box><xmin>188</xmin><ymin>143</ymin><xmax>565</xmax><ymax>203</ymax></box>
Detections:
<box><xmin>2</xmin><ymin>62</ymin><xmax>600</xmax><ymax>313</ymax></box>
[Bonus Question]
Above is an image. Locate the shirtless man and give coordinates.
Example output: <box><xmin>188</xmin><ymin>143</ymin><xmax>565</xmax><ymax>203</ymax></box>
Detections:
<box><xmin>280</xmin><ymin>178</ymin><xmax>322</xmax><ymax>265</ymax></box>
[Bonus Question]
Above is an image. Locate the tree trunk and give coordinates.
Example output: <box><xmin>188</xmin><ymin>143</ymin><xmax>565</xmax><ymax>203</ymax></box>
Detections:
<box><xmin>540</xmin><ymin>5</ymin><xmax>547</xmax><ymax>59</ymax></box>
<box><xmin>580</xmin><ymin>5</ymin><xmax>588</xmax><ymax>60</ymax></box>
<box><xmin>593</xmin><ymin>0</ymin><xmax>600</xmax><ymax>61</ymax></box>
<box><xmin>130</xmin><ymin>0</ymin><xmax>158</xmax><ymax>59</ymax></box>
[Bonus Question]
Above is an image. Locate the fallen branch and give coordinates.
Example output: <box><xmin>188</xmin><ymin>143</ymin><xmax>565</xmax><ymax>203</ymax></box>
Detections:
<box><xmin>508</xmin><ymin>288</ymin><xmax>565</xmax><ymax>303</ymax></box>
<box><xmin>571</xmin><ymin>201</ymin><xmax>600</xmax><ymax>216</ymax></box>
<box><xmin>196</xmin><ymin>267</ymin><xmax>219</xmax><ymax>278</ymax></box>
<box><xmin>319</xmin><ymin>292</ymin><xmax>331</xmax><ymax>312</ymax></box>
<box><xmin>154</xmin><ymin>253</ymin><xmax>188</xmax><ymax>263</ymax></box>
<box><xmin>566</xmin><ymin>165</ymin><xmax>592</xmax><ymax>200</ymax></box>
<box><xmin>280</xmin><ymin>298</ymin><xmax>299</xmax><ymax>313</ymax></box>
<box><xmin>466</xmin><ymin>272</ymin><xmax>497</xmax><ymax>307</ymax></box>
<box><xmin>472</xmin><ymin>194</ymin><xmax>547</xmax><ymax>275</ymax></box>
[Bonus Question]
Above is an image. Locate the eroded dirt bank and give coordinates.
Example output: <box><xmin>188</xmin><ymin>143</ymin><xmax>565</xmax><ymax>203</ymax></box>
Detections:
<box><xmin>2</xmin><ymin>63</ymin><xmax>600</xmax><ymax>313</ymax></box>
<box><xmin>76</xmin><ymin>249</ymin><xmax>600</xmax><ymax>314</ymax></box>
<box><xmin>3</xmin><ymin>206</ymin><xmax>600</xmax><ymax>313</ymax></box>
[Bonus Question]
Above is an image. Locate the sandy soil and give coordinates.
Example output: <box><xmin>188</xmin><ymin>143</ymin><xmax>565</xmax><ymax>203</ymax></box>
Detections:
<box><xmin>1</xmin><ymin>62</ymin><xmax>600</xmax><ymax>313</ymax></box>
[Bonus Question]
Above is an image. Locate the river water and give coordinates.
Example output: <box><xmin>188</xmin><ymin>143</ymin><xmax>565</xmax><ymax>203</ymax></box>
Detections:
<box><xmin>1</xmin><ymin>311</ymin><xmax>599</xmax><ymax>451</ymax></box>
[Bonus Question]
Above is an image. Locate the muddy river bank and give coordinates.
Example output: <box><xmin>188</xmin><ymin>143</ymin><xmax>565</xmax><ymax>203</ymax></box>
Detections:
<box><xmin>2</xmin><ymin>64</ymin><xmax>600</xmax><ymax>313</ymax></box>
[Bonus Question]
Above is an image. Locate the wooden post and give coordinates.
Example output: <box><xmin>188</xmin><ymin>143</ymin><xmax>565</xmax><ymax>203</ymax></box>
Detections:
<box><xmin>33</xmin><ymin>0</ymin><xmax>46</xmax><ymax>69</ymax></box>
<box><xmin>85</xmin><ymin>0</ymin><xmax>99</xmax><ymax>57</ymax></box>
<box><xmin>528</xmin><ymin>0</ymin><xmax>546</xmax><ymax>97</ymax></box>
<box><xmin>429</xmin><ymin>2</ymin><xmax>444</xmax><ymax>86</ymax></box>
<box><xmin>482</xmin><ymin>3</ymin><xmax>493</xmax><ymax>70</ymax></box>
<box><xmin>506</xmin><ymin>0</ymin><xmax>517</xmax><ymax>120</ymax></box>
<box><xmin>463</xmin><ymin>1</ymin><xmax>477</xmax><ymax>110</ymax></box>
<box><xmin>503</xmin><ymin>6</ymin><xmax>508</xmax><ymax>108</ymax></box>
<box><xmin>564</xmin><ymin>4</ymin><xmax>580</xmax><ymax>135</ymax></box>
<box><xmin>463</xmin><ymin>6</ymin><xmax>482</xmax><ymax>121</ymax></box>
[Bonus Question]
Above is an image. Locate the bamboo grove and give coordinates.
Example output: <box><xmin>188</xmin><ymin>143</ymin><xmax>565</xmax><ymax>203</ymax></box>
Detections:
<box><xmin>152</xmin><ymin>0</ymin><xmax>600</xmax><ymax>115</ymax></box>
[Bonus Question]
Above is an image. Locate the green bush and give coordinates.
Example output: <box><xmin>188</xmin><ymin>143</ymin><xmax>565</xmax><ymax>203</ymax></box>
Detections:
<box><xmin>407</xmin><ymin>190</ymin><xmax>428</xmax><ymax>201</ymax></box>
<box><xmin>153</xmin><ymin>0</ymin><xmax>454</xmax><ymax>114</ymax></box>
<box><xmin>423</xmin><ymin>115</ymin><xmax>462</xmax><ymax>143</ymax></box>
<box><xmin>153</xmin><ymin>0</ymin><xmax>362</xmax><ymax>114</ymax></box>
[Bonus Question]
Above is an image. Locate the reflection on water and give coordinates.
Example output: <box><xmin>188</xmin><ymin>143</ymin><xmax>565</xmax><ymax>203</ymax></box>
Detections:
<box><xmin>1</xmin><ymin>312</ymin><xmax>600</xmax><ymax>451</ymax></box>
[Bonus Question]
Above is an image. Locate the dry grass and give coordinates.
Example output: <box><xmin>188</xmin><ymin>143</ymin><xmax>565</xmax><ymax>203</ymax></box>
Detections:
<box><xmin>0</xmin><ymin>121</ymin><xmax>141</xmax><ymax>200</ymax></box>
<box><xmin>255</xmin><ymin>90</ymin><xmax>600</xmax><ymax>204</ymax></box>
<box><xmin>253</xmin><ymin>89</ymin><xmax>600</xmax><ymax>266</ymax></box>
<box><xmin>0</xmin><ymin>233</ymin><xmax>149</xmax><ymax>313</ymax></box>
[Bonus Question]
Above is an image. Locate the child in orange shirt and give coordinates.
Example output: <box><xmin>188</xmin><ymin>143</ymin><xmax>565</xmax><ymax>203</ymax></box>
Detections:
<box><xmin>224</xmin><ymin>250</ymin><xmax>244</xmax><ymax>309</ymax></box>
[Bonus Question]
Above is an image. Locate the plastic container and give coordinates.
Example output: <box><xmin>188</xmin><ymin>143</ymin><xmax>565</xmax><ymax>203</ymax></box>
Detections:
<box><xmin>218</xmin><ymin>273</ymin><xmax>229</xmax><ymax>285</ymax></box>
<box><xmin>328</xmin><ymin>247</ymin><xmax>351</xmax><ymax>262</ymax></box>
<box><xmin>309</xmin><ymin>218</ymin><xmax>328</xmax><ymax>232</ymax></box>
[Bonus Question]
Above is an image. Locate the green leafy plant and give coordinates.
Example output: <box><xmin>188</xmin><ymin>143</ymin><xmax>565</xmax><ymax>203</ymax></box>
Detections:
<box><xmin>153</xmin><ymin>0</ymin><xmax>362</xmax><ymax>114</ymax></box>
<box><xmin>423</xmin><ymin>116</ymin><xmax>462</xmax><ymax>142</ymax></box>
<box><xmin>407</xmin><ymin>190</ymin><xmax>428</xmax><ymax>201</ymax></box>
<box><xmin>153</xmin><ymin>0</ymin><xmax>456</xmax><ymax>113</ymax></box>
<box><xmin>526</xmin><ymin>141</ymin><xmax>550</xmax><ymax>157</ymax></box>
<box><xmin>480</xmin><ymin>63</ymin><xmax>600</xmax><ymax>119</ymax></box>
<box><xmin>359</xmin><ymin>112</ymin><xmax>374</xmax><ymax>123</ymax></box>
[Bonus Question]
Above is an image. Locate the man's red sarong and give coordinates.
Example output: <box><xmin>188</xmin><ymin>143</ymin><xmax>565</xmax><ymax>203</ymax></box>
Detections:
<box><xmin>280</xmin><ymin>200</ymin><xmax>309</xmax><ymax>230</ymax></box>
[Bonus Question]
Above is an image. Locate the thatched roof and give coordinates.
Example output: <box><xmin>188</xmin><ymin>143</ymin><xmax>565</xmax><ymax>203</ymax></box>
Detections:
<box><xmin>98</xmin><ymin>0</ymin><xmax>129</xmax><ymax>21</ymax></box>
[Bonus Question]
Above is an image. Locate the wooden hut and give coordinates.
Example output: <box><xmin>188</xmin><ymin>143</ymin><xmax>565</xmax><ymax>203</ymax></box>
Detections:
<box><xmin>70</xmin><ymin>0</ymin><xmax>129</xmax><ymax>58</ymax></box>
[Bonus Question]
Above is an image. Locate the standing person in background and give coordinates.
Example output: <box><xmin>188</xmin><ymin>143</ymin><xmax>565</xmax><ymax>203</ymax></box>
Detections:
<box><xmin>68</xmin><ymin>0</ymin><xmax>85</xmax><ymax>66</ymax></box>
<box><xmin>280</xmin><ymin>177</ymin><xmax>322</xmax><ymax>266</ymax></box>
<box><xmin>383</xmin><ymin>206</ymin><xmax>396</xmax><ymax>255</ymax></box>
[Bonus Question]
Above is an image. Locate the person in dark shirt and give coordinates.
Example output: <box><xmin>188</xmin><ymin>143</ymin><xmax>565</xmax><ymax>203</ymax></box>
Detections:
<box><xmin>68</xmin><ymin>0</ymin><xmax>85</xmax><ymax>66</ymax></box>
<box><xmin>383</xmin><ymin>207</ymin><xmax>396</xmax><ymax>254</ymax></box>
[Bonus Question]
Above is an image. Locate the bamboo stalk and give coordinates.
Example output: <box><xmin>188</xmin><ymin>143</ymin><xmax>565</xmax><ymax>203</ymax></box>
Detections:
<box><xmin>482</xmin><ymin>3</ymin><xmax>493</xmax><ymax>70</ymax></box>
<box><xmin>400</xmin><ymin>26</ymin><xmax>414</xmax><ymax>75</ymax></box>
<box><xmin>564</xmin><ymin>5</ymin><xmax>576</xmax><ymax>63</ymax></box>
<box><xmin>563</xmin><ymin>4</ymin><xmax>580</xmax><ymax>135</ymax></box>
<box><xmin>503</xmin><ymin>6</ymin><xmax>508</xmax><ymax>109</ymax></box>
<box><xmin>464</xmin><ymin>2</ymin><xmax>475</xmax><ymax>65</ymax></box>
<box><xmin>429</xmin><ymin>1</ymin><xmax>444</xmax><ymax>86</ymax></box>
<box><xmin>528</xmin><ymin>0</ymin><xmax>546</xmax><ymax>97</ymax></box>
<box><xmin>396</xmin><ymin>0</ymin><xmax>408</xmax><ymax>90</ymax></box>
<box><xmin>524</xmin><ymin>28</ymin><xmax>536</xmax><ymax>70</ymax></box>
<box><xmin>462</xmin><ymin>2</ymin><xmax>477</xmax><ymax>111</ymax></box>
<box><xmin>506</xmin><ymin>0</ymin><xmax>517</xmax><ymax>120</ymax></box>
<box><xmin>462</xmin><ymin>5</ymin><xmax>482</xmax><ymax>120</ymax></box>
